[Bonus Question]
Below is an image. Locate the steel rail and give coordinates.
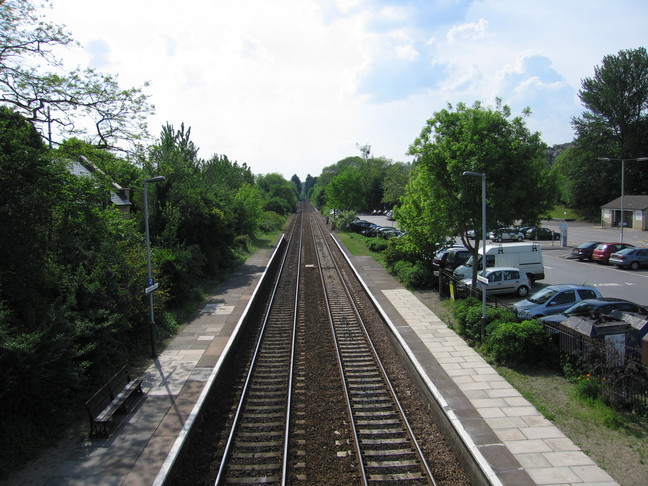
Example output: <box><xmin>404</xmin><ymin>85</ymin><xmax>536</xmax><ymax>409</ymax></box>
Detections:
<box><xmin>310</xmin><ymin>214</ymin><xmax>437</xmax><ymax>485</ymax></box>
<box><xmin>214</xmin><ymin>213</ymin><xmax>302</xmax><ymax>485</ymax></box>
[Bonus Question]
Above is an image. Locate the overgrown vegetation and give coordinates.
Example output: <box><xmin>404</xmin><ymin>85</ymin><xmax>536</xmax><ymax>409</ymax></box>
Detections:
<box><xmin>0</xmin><ymin>108</ymin><xmax>297</xmax><ymax>478</ymax></box>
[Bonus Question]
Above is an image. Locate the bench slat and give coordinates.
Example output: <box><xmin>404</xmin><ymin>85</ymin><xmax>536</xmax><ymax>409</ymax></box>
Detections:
<box><xmin>85</xmin><ymin>367</ymin><xmax>144</xmax><ymax>437</ymax></box>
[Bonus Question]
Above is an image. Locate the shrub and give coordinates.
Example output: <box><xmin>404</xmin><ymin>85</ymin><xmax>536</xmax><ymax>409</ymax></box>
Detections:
<box><xmin>483</xmin><ymin>320</ymin><xmax>558</xmax><ymax>368</ymax></box>
<box><xmin>453</xmin><ymin>300</ymin><xmax>517</xmax><ymax>342</ymax></box>
<box><xmin>392</xmin><ymin>261</ymin><xmax>435</xmax><ymax>289</ymax></box>
<box><xmin>383</xmin><ymin>236</ymin><xmax>420</xmax><ymax>270</ymax></box>
<box><xmin>365</xmin><ymin>238</ymin><xmax>389</xmax><ymax>252</ymax></box>
<box><xmin>453</xmin><ymin>297</ymin><xmax>480</xmax><ymax>326</ymax></box>
<box><xmin>259</xmin><ymin>211</ymin><xmax>285</xmax><ymax>232</ymax></box>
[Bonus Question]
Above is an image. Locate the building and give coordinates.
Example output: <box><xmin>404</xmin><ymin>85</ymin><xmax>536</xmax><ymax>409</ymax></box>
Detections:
<box><xmin>68</xmin><ymin>155</ymin><xmax>132</xmax><ymax>217</ymax></box>
<box><xmin>601</xmin><ymin>195</ymin><xmax>648</xmax><ymax>231</ymax></box>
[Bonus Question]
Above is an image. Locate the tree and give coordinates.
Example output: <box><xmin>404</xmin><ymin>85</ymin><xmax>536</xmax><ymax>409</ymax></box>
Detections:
<box><xmin>575</xmin><ymin>47</ymin><xmax>648</xmax><ymax>154</ymax></box>
<box><xmin>325</xmin><ymin>166</ymin><xmax>366</xmax><ymax>211</ymax></box>
<box><xmin>381</xmin><ymin>162</ymin><xmax>411</xmax><ymax>207</ymax></box>
<box><xmin>560</xmin><ymin>48</ymin><xmax>648</xmax><ymax>217</ymax></box>
<box><xmin>290</xmin><ymin>174</ymin><xmax>302</xmax><ymax>197</ymax></box>
<box><xmin>0</xmin><ymin>0</ymin><xmax>153</xmax><ymax>150</ymax></box>
<box><xmin>399</xmin><ymin>101</ymin><xmax>555</xmax><ymax>282</ymax></box>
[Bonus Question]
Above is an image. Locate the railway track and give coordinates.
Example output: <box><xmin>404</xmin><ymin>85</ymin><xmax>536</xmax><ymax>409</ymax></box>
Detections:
<box><xmin>167</xmin><ymin>202</ymin><xmax>470</xmax><ymax>485</ymax></box>
<box><xmin>309</xmin><ymin>212</ymin><xmax>436</xmax><ymax>485</ymax></box>
<box><xmin>214</xmin><ymin>212</ymin><xmax>302</xmax><ymax>484</ymax></box>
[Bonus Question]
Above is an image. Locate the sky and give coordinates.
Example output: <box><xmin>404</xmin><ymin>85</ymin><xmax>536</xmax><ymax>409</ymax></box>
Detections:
<box><xmin>44</xmin><ymin>0</ymin><xmax>648</xmax><ymax>180</ymax></box>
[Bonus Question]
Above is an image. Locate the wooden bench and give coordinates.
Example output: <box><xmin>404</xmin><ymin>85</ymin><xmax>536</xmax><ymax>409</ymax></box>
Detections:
<box><xmin>84</xmin><ymin>365</ymin><xmax>144</xmax><ymax>437</ymax></box>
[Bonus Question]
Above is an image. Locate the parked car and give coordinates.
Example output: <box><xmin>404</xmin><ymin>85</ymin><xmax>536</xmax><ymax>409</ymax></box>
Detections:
<box><xmin>376</xmin><ymin>227</ymin><xmax>404</xmax><ymax>239</ymax></box>
<box><xmin>362</xmin><ymin>224</ymin><xmax>380</xmax><ymax>236</ymax></box>
<box><xmin>540</xmin><ymin>298</ymin><xmax>647</xmax><ymax>325</ymax></box>
<box><xmin>524</xmin><ymin>227</ymin><xmax>560</xmax><ymax>241</ymax></box>
<box><xmin>513</xmin><ymin>284</ymin><xmax>602</xmax><ymax>319</ymax></box>
<box><xmin>459</xmin><ymin>267</ymin><xmax>531</xmax><ymax>297</ymax></box>
<box><xmin>433</xmin><ymin>245</ymin><xmax>466</xmax><ymax>268</ymax></box>
<box><xmin>350</xmin><ymin>219</ymin><xmax>373</xmax><ymax>233</ymax></box>
<box><xmin>592</xmin><ymin>242</ymin><xmax>635</xmax><ymax>264</ymax></box>
<box><xmin>570</xmin><ymin>241</ymin><xmax>603</xmax><ymax>261</ymax></box>
<box><xmin>608</xmin><ymin>247</ymin><xmax>648</xmax><ymax>270</ymax></box>
<box><xmin>444</xmin><ymin>248</ymin><xmax>473</xmax><ymax>271</ymax></box>
<box><xmin>489</xmin><ymin>228</ymin><xmax>525</xmax><ymax>242</ymax></box>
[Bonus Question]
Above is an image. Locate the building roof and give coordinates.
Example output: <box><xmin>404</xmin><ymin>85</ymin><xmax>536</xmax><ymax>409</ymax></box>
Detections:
<box><xmin>69</xmin><ymin>156</ymin><xmax>131</xmax><ymax>208</ymax></box>
<box><xmin>601</xmin><ymin>195</ymin><xmax>648</xmax><ymax>211</ymax></box>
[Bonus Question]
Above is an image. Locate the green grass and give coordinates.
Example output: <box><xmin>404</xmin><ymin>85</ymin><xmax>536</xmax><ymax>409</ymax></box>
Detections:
<box><xmin>337</xmin><ymin>231</ymin><xmax>383</xmax><ymax>258</ymax></box>
<box><xmin>547</xmin><ymin>205</ymin><xmax>581</xmax><ymax>220</ymax></box>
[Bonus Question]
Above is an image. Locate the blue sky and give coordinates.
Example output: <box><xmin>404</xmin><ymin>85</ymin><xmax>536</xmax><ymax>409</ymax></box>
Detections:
<box><xmin>46</xmin><ymin>0</ymin><xmax>648</xmax><ymax>179</ymax></box>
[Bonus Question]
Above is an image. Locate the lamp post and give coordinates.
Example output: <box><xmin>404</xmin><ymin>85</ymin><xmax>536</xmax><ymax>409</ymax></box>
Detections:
<box><xmin>463</xmin><ymin>171</ymin><xmax>487</xmax><ymax>341</ymax></box>
<box><xmin>598</xmin><ymin>157</ymin><xmax>648</xmax><ymax>243</ymax></box>
<box><xmin>144</xmin><ymin>176</ymin><xmax>165</xmax><ymax>358</ymax></box>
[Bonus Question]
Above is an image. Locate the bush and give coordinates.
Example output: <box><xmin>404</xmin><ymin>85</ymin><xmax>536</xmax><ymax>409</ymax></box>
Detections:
<box><xmin>391</xmin><ymin>261</ymin><xmax>435</xmax><ymax>289</ymax></box>
<box><xmin>483</xmin><ymin>320</ymin><xmax>558</xmax><ymax>368</ymax></box>
<box><xmin>259</xmin><ymin>211</ymin><xmax>285</xmax><ymax>232</ymax></box>
<box><xmin>453</xmin><ymin>300</ymin><xmax>517</xmax><ymax>342</ymax></box>
<box><xmin>453</xmin><ymin>297</ymin><xmax>481</xmax><ymax>326</ymax></box>
<box><xmin>383</xmin><ymin>236</ymin><xmax>420</xmax><ymax>270</ymax></box>
<box><xmin>365</xmin><ymin>238</ymin><xmax>389</xmax><ymax>252</ymax></box>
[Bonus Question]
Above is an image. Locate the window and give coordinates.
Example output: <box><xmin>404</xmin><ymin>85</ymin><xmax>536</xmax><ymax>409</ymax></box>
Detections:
<box><xmin>503</xmin><ymin>270</ymin><xmax>519</xmax><ymax>280</ymax></box>
<box><xmin>578</xmin><ymin>289</ymin><xmax>599</xmax><ymax>300</ymax></box>
<box><xmin>551</xmin><ymin>290</ymin><xmax>575</xmax><ymax>305</ymax></box>
<box><xmin>488</xmin><ymin>271</ymin><xmax>502</xmax><ymax>283</ymax></box>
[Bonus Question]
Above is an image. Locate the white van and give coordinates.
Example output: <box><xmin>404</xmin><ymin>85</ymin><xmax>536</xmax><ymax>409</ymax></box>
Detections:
<box><xmin>452</xmin><ymin>242</ymin><xmax>545</xmax><ymax>282</ymax></box>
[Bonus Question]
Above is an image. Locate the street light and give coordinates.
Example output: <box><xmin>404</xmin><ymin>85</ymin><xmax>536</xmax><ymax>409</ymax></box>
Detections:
<box><xmin>463</xmin><ymin>170</ymin><xmax>487</xmax><ymax>341</ymax></box>
<box><xmin>598</xmin><ymin>157</ymin><xmax>648</xmax><ymax>243</ymax></box>
<box><xmin>144</xmin><ymin>176</ymin><xmax>165</xmax><ymax>358</ymax></box>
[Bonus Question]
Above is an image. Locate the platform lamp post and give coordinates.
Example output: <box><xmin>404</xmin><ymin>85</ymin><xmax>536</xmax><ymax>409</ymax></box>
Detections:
<box><xmin>598</xmin><ymin>157</ymin><xmax>648</xmax><ymax>243</ymax></box>
<box><xmin>463</xmin><ymin>171</ymin><xmax>487</xmax><ymax>341</ymax></box>
<box><xmin>144</xmin><ymin>176</ymin><xmax>165</xmax><ymax>358</ymax></box>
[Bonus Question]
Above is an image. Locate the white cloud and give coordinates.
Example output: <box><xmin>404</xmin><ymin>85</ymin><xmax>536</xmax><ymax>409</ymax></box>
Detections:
<box><xmin>39</xmin><ymin>0</ymin><xmax>648</xmax><ymax>178</ymax></box>
<box><xmin>447</xmin><ymin>18</ymin><xmax>489</xmax><ymax>43</ymax></box>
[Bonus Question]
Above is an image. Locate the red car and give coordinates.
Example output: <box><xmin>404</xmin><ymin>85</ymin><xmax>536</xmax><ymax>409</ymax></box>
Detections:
<box><xmin>592</xmin><ymin>242</ymin><xmax>634</xmax><ymax>264</ymax></box>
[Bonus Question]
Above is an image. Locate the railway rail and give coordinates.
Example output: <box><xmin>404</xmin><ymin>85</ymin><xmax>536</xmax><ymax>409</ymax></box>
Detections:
<box><xmin>165</xmin><ymin>202</ymin><xmax>471</xmax><ymax>485</ymax></box>
<box><xmin>310</xmin><ymin>215</ymin><xmax>436</xmax><ymax>485</ymax></box>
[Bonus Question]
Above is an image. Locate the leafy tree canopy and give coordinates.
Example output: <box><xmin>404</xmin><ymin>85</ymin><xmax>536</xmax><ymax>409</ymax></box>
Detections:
<box><xmin>0</xmin><ymin>0</ymin><xmax>154</xmax><ymax>151</ymax></box>
<box><xmin>558</xmin><ymin>48</ymin><xmax>648</xmax><ymax>218</ymax></box>
<box><xmin>399</xmin><ymin>100</ymin><xmax>555</xmax><ymax>264</ymax></box>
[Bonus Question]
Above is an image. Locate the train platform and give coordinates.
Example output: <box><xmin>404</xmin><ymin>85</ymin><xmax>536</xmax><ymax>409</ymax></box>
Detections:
<box><xmin>6</xmin><ymin>236</ymin><xmax>619</xmax><ymax>486</ymax></box>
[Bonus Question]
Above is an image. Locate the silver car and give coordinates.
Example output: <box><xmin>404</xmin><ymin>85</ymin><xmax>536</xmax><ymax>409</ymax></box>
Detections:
<box><xmin>609</xmin><ymin>247</ymin><xmax>648</xmax><ymax>270</ymax></box>
<box><xmin>460</xmin><ymin>267</ymin><xmax>531</xmax><ymax>297</ymax></box>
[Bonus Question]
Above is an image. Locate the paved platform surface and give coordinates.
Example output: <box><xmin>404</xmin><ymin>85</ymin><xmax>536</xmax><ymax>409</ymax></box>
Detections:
<box><xmin>8</xmin><ymin>237</ymin><xmax>619</xmax><ymax>485</ymax></box>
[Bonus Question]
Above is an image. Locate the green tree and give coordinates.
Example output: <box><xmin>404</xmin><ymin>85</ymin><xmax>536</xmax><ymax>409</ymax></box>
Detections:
<box><xmin>382</xmin><ymin>161</ymin><xmax>412</xmax><ymax>206</ymax></box>
<box><xmin>325</xmin><ymin>166</ymin><xmax>366</xmax><ymax>211</ymax></box>
<box><xmin>400</xmin><ymin>101</ymin><xmax>554</xmax><ymax>281</ymax></box>
<box><xmin>559</xmin><ymin>48</ymin><xmax>648</xmax><ymax>217</ymax></box>
<box><xmin>0</xmin><ymin>0</ymin><xmax>153</xmax><ymax>150</ymax></box>
<box><xmin>290</xmin><ymin>174</ymin><xmax>302</xmax><ymax>197</ymax></box>
<box><xmin>256</xmin><ymin>173</ymin><xmax>298</xmax><ymax>215</ymax></box>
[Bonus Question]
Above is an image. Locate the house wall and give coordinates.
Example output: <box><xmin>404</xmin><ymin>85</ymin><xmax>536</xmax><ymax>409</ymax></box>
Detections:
<box><xmin>601</xmin><ymin>208</ymin><xmax>647</xmax><ymax>230</ymax></box>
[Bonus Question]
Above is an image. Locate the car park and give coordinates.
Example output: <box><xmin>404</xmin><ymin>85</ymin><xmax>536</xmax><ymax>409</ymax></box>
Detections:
<box><xmin>460</xmin><ymin>267</ymin><xmax>531</xmax><ymax>297</ymax></box>
<box><xmin>609</xmin><ymin>247</ymin><xmax>648</xmax><ymax>270</ymax></box>
<box><xmin>570</xmin><ymin>241</ymin><xmax>603</xmax><ymax>261</ymax></box>
<box><xmin>525</xmin><ymin>227</ymin><xmax>560</xmax><ymax>241</ymax></box>
<box><xmin>513</xmin><ymin>284</ymin><xmax>602</xmax><ymax>319</ymax></box>
<box><xmin>489</xmin><ymin>228</ymin><xmax>525</xmax><ymax>242</ymax></box>
<box><xmin>592</xmin><ymin>242</ymin><xmax>634</xmax><ymax>264</ymax></box>
<box><xmin>540</xmin><ymin>298</ymin><xmax>647</xmax><ymax>325</ymax></box>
